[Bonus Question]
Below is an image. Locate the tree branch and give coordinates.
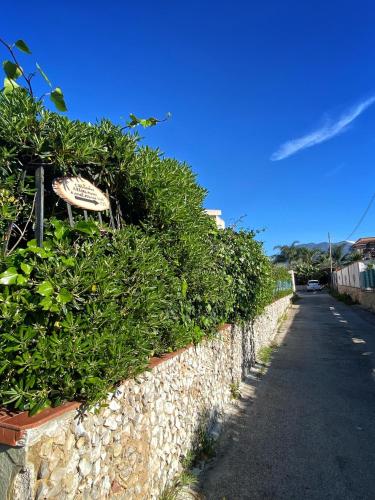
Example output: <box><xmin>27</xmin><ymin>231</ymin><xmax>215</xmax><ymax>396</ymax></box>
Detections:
<box><xmin>7</xmin><ymin>193</ymin><xmax>36</xmax><ymax>255</ymax></box>
<box><xmin>0</xmin><ymin>37</ymin><xmax>33</xmax><ymax>96</ymax></box>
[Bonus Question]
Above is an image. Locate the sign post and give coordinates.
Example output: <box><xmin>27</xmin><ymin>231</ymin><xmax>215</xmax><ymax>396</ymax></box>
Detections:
<box><xmin>66</xmin><ymin>203</ymin><xmax>74</xmax><ymax>227</ymax></box>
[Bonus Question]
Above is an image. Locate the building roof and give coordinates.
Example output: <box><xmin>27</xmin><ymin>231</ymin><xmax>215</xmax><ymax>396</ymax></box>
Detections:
<box><xmin>352</xmin><ymin>237</ymin><xmax>375</xmax><ymax>248</ymax></box>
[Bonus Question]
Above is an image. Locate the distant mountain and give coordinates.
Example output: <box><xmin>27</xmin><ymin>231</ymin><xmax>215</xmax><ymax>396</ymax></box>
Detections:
<box><xmin>296</xmin><ymin>241</ymin><xmax>355</xmax><ymax>255</ymax></box>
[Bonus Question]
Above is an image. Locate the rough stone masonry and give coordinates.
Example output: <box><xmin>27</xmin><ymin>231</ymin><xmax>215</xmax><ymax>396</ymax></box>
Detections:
<box><xmin>0</xmin><ymin>295</ymin><xmax>291</xmax><ymax>500</ymax></box>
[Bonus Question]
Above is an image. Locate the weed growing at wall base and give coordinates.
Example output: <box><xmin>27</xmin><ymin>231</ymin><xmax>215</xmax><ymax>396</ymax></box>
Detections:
<box><xmin>330</xmin><ymin>289</ymin><xmax>358</xmax><ymax>305</ymax></box>
<box><xmin>159</xmin><ymin>472</ymin><xmax>197</xmax><ymax>500</ymax></box>
<box><xmin>258</xmin><ymin>342</ymin><xmax>278</xmax><ymax>365</ymax></box>
<box><xmin>230</xmin><ymin>381</ymin><xmax>241</xmax><ymax>400</ymax></box>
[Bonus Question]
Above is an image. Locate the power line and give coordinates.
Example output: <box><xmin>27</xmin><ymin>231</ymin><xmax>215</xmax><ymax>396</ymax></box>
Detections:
<box><xmin>345</xmin><ymin>191</ymin><xmax>375</xmax><ymax>241</ymax></box>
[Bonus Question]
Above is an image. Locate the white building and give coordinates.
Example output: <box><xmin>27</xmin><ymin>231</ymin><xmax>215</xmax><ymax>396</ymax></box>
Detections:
<box><xmin>205</xmin><ymin>209</ymin><xmax>225</xmax><ymax>229</ymax></box>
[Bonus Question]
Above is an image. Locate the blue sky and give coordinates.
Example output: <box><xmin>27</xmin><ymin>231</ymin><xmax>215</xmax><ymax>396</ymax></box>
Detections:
<box><xmin>3</xmin><ymin>1</ymin><xmax>375</xmax><ymax>253</ymax></box>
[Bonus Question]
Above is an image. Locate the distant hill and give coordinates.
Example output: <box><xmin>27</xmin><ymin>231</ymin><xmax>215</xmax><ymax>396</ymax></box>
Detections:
<box><xmin>296</xmin><ymin>241</ymin><xmax>355</xmax><ymax>255</ymax></box>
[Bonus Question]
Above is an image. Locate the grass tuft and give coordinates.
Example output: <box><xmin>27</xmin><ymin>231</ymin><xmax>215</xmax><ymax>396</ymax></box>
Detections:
<box><xmin>330</xmin><ymin>289</ymin><xmax>358</xmax><ymax>305</ymax></box>
<box><xmin>159</xmin><ymin>471</ymin><xmax>197</xmax><ymax>500</ymax></box>
<box><xmin>229</xmin><ymin>381</ymin><xmax>241</xmax><ymax>400</ymax></box>
<box><xmin>257</xmin><ymin>342</ymin><xmax>278</xmax><ymax>366</ymax></box>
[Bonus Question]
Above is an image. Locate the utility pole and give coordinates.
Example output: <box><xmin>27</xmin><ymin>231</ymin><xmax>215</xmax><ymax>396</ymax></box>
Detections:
<box><xmin>328</xmin><ymin>232</ymin><xmax>333</xmax><ymax>273</ymax></box>
<box><xmin>328</xmin><ymin>232</ymin><xmax>333</xmax><ymax>283</ymax></box>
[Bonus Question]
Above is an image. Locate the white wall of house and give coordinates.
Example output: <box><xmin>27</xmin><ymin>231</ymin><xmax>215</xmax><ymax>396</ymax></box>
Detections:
<box><xmin>333</xmin><ymin>261</ymin><xmax>367</xmax><ymax>289</ymax></box>
<box><xmin>205</xmin><ymin>209</ymin><xmax>225</xmax><ymax>229</ymax></box>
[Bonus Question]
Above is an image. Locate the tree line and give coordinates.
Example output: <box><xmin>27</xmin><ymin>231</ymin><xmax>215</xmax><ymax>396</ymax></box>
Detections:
<box><xmin>272</xmin><ymin>241</ymin><xmax>361</xmax><ymax>284</ymax></box>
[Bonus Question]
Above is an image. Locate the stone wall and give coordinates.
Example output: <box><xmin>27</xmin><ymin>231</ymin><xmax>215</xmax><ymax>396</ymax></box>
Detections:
<box><xmin>1</xmin><ymin>295</ymin><xmax>292</xmax><ymax>500</ymax></box>
<box><xmin>337</xmin><ymin>285</ymin><xmax>375</xmax><ymax>313</ymax></box>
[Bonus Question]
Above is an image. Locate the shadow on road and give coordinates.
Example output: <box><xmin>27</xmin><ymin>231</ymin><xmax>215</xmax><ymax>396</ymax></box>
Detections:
<box><xmin>197</xmin><ymin>293</ymin><xmax>375</xmax><ymax>500</ymax></box>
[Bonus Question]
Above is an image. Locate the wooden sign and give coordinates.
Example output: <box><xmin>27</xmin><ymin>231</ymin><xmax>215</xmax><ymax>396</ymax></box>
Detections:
<box><xmin>52</xmin><ymin>177</ymin><xmax>110</xmax><ymax>212</ymax></box>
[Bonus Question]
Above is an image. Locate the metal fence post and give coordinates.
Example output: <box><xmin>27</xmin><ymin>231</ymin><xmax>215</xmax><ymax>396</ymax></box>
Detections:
<box><xmin>66</xmin><ymin>203</ymin><xmax>74</xmax><ymax>227</ymax></box>
<box><xmin>35</xmin><ymin>166</ymin><xmax>44</xmax><ymax>247</ymax></box>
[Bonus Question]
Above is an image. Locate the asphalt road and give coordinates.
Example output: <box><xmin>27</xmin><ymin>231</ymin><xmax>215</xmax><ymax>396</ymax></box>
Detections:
<box><xmin>199</xmin><ymin>292</ymin><xmax>375</xmax><ymax>500</ymax></box>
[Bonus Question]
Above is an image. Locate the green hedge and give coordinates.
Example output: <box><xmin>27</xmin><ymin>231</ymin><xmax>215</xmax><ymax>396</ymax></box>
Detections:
<box><xmin>0</xmin><ymin>91</ymin><xmax>288</xmax><ymax>413</ymax></box>
<box><xmin>215</xmin><ymin>229</ymin><xmax>275</xmax><ymax>323</ymax></box>
<box><xmin>0</xmin><ymin>222</ymin><xmax>182</xmax><ymax>412</ymax></box>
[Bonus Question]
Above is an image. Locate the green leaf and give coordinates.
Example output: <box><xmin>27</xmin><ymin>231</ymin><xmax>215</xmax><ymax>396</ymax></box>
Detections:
<box><xmin>26</xmin><ymin>239</ymin><xmax>51</xmax><ymax>258</ymax></box>
<box><xmin>127</xmin><ymin>112</ymin><xmax>170</xmax><ymax>128</ymax></box>
<box><xmin>26</xmin><ymin>374</ymin><xmax>36</xmax><ymax>388</ymax></box>
<box><xmin>39</xmin><ymin>296</ymin><xmax>53</xmax><ymax>310</ymax></box>
<box><xmin>181</xmin><ymin>279</ymin><xmax>188</xmax><ymax>299</ymax></box>
<box><xmin>56</xmin><ymin>288</ymin><xmax>73</xmax><ymax>304</ymax></box>
<box><xmin>20</xmin><ymin>263</ymin><xmax>33</xmax><ymax>275</ymax></box>
<box><xmin>50</xmin><ymin>87</ymin><xmax>67</xmax><ymax>112</ymax></box>
<box><xmin>74</xmin><ymin>221</ymin><xmax>99</xmax><ymax>236</ymax></box>
<box><xmin>3</xmin><ymin>61</ymin><xmax>22</xmax><ymax>80</ymax></box>
<box><xmin>26</xmin><ymin>239</ymin><xmax>38</xmax><ymax>249</ymax></box>
<box><xmin>29</xmin><ymin>399</ymin><xmax>51</xmax><ymax>416</ymax></box>
<box><xmin>15</xmin><ymin>39</ymin><xmax>31</xmax><ymax>54</ymax></box>
<box><xmin>139</xmin><ymin>117</ymin><xmax>158</xmax><ymax>128</ymax></box>
<box><xmin>3</xmin><ymin>77</ymin><xmax>20</xmax><ymax>94</ymax></box>
<box><xmin>16</xmin><ymin>274</ymin><xmax>28</xmax><ymax>285</ymax></box>
<box><xmin>86</xmin><ymin>377</ymin><xmax>102</xmax><ymax>385</ymax></box>
<box><xmin>128</xmin><ymin>113</ymin><xmax>138</xmax><ymax>126</ymax></box>
<box><xmin>36</xmin><ymin>63</ymin><xmax>51</xmax><ymax>87</ymax></box>
<box><xmin>51</xmin><ymin>219</ymin><xmax>69</xmax><ymax>240</ymax></box>
<box><xmin>0</xmin><ymin>267</ymin><xmax>19</xmax><ymax>285</ymax></box>
<box><xmin>61</xmin><ymin>256</ymin><xmax>75</xmax><ymax>267</ymax></box>
<box><xmin>36</xmin><ymin>281</ymin><xmax>54</xmax><ymax>297</ymax></box>
<box><xmin>127</xmin><ymin>114</ymin><xmax>159</xmax><ymax>128</ymax></box>
<box><xmin>42</xmin><ymin>240</ymin><xmax>53</xmax><ymax>251</ymax></box>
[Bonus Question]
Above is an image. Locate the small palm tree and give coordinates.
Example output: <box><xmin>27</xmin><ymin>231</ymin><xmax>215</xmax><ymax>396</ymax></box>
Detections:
<box><xmin>330</xmin><ymin>243</ymin><xmax>352</xmax><ymax>269</ymax></box>
<box><xmin>273</xmin><ymin>241</ymin><xmax>300</xmax><ymax>266</ymax></box>
<box><xmin>346</xmin><ymin>250</ymin><xmax>362</xmax><ymax>263</ymax></box>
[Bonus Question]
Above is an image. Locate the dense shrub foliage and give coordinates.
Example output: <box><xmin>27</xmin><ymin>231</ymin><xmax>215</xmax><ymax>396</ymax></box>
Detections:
<box><xmin>0</xmin><ymin>222</ymin><xmax>181</xmax><ymax>412</ymax></box>
<box><xmin>215</xmin><ymin>229</ymin><xmax>275</xmax><ymax>323</ymax></box>
<box><xmin>0</xmin><ymin>91</ymin><xmax>292</xmax><ymax>413</ymax></box>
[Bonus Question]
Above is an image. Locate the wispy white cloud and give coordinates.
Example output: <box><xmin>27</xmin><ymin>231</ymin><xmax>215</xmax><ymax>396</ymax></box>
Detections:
<box><xmin>325</xmin><ymin>163</ymin><xmax>345</xmax><ymax>178</ymax></box>
<box><xmin>271</xmin><ymin>96</ymin><xmax>375</xmax><ymax>161</ymax></box>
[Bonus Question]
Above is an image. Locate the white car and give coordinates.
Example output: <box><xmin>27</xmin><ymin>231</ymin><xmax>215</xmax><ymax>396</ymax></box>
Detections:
<box><xmin>306</xmin><ymin>280</ymin><xmax>322</xmax><ymax>291</ymax></box>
